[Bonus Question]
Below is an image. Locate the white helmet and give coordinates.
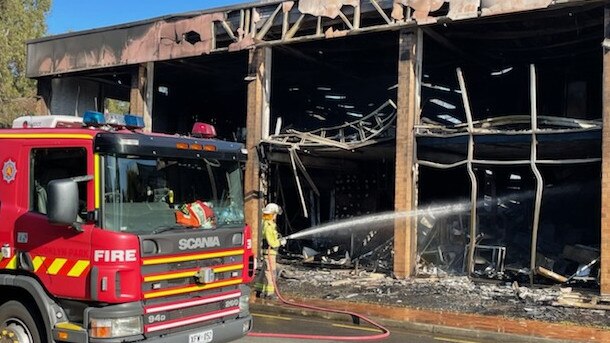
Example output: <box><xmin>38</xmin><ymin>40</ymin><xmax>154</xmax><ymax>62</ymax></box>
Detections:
<box><xmin>262</xmin><ymin>203</ymin><xmax>283</xmax><ymax>215</ymax></box>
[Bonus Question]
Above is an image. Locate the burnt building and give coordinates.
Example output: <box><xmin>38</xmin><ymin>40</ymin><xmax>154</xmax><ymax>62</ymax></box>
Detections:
<box><xmin>26</xmin><ymin>0</ymin><xmax>610</xmax><ymax>293</ymax></box>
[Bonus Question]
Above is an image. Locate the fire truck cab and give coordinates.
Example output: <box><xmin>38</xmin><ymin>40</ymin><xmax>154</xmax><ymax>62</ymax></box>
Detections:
<box><xmin>0</xmin><ymin>113</ymin><xmax>254</xmax><ymax>343</ymax></box>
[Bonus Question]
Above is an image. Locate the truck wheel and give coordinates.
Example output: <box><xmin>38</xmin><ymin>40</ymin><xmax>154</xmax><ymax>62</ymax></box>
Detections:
<box><xmin>0</xmin><ymin>300</ymin><xmax>44</xmax><ymax>343</ymax></box>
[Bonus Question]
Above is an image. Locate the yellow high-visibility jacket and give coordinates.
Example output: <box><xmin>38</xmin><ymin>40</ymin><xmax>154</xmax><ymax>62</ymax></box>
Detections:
<box><xmin>262</xmin><ymin>220</ymin><xmax>281</xmax><ymax>255</ymax></box>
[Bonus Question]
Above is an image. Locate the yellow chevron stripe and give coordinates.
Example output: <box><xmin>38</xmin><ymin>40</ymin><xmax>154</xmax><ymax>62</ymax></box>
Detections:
<box><xmin>144</xmin><ymin>279</ymin><xmax>242</xmax><ymax>299</ymax></box>
<box><xmin>5</xmin><ymin>256</ymin><xmax>17</xmax><ymax>270</ymax></box>
<box><xmin>142</xmin><ymin>249</ymin><xmax>244</xmax><ymax>266</ymax></box>
<box><xmin>67</xmin><ymin>260</ymin><xmax>90</xmax><ymax>277</ymax></box>
<box><xmin>143</xmin><ymin>264</ymin><xmax>244</xmax><ymax>282</ymax></box>
<box><xmin>47</xmin><ymin>258</ymin><xmax>67</xmax><ymax>275</ymax></box>
<box><xmin>32</xmin><ymin>256</ymin><xmax>46</xmax><ymax>272</ymax></box>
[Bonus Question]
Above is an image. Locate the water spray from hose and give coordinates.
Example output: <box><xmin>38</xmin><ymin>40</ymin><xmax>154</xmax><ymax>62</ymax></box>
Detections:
<box><xmin>283</xmin><ymin>201</ymin><xmax>471</xmax><ymax>241</ymax></box>
<box><xmin>283</xmin><ymin>189</ymin><xmax>541</xmax><ymax>242</ymax></box>
<box><xmin>284</xmin><ymin>211</ymin><xmax>409</xmax><ymax>240</ymax></box>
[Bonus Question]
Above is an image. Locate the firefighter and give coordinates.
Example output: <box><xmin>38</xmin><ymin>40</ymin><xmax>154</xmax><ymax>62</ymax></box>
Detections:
<box><xmin>254</xmin><ymin>203</ymin><xmax>286</xmax><ymax>299</ymax></box>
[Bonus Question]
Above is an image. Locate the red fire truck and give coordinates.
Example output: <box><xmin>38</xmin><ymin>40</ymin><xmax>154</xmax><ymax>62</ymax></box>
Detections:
<box><xmin>0</xmin><ymin>112</ymin><xmax>254</xmax><ymax>343</ymax></box>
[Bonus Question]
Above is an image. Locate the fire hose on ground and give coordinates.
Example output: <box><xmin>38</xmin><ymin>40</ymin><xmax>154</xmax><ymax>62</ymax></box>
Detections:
<box><xmin>247</xmin><ymin>253</ymin><xmax>391</xmax><ymax>341</ymax></box>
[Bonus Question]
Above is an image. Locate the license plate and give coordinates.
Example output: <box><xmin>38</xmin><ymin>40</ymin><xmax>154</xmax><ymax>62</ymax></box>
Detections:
<box><xmin>188</xmin><ymin>330</ymin><xmax>213</xmax><ymax>343</ymax></box>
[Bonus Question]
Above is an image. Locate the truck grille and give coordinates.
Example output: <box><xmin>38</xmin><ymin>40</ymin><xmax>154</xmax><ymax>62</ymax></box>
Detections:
<box><xmin>140</xmin><ymin>246</ymin><xmax>245</xmax><ymax>335</ymax></box>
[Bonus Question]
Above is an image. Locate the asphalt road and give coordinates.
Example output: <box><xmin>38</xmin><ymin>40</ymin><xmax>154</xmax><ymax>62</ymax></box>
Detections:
<box><xmin>235</xmin><ymin>312</ymin><xmax>485</xmax><ymax>343</ymax></box>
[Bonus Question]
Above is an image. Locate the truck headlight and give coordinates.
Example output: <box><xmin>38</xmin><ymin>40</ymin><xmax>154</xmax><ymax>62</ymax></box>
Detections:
<box><xmin>90</xmin><ymin>316</ymin><xmax>142</xmax><ymax>338</ymax></box>
<box><xmin>239</xmin><ymin>294</ymin><xmax>250</xmax><ymax>314</ymax></box>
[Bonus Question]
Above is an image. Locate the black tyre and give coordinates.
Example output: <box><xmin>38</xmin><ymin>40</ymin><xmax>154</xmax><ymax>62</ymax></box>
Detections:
<box><xmin>0</xmin><ymin>300</ymin><xmax>45</xmax><ymax>343</ymax></box>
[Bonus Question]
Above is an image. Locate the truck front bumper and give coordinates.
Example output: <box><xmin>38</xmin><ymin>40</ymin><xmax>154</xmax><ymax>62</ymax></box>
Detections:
<box><xmin>79</xmin><ymin>316</ymin><xmax>252</xmax><ymax>343</ymax></box>
<box><xmin>143</xmin><ymin>316</ymin><xmax>252</xmax><ymax>343</ymax></box>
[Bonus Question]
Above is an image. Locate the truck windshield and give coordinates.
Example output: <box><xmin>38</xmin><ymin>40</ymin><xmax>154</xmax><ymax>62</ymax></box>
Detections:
<box><xmin>102</xmin><ymin>155</ymin><xmax>244</xmax><ymax>234</ymax></box>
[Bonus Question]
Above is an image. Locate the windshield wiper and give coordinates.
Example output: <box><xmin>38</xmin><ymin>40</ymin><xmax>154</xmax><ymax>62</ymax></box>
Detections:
<box><xmin>151</xmin><ymin>225</ymin><xmax>188</xmax><ymax>235</ymax></box>
<box><xmin>214</xmin><ymin>221</ymin><xmax>242</xmax><ymax>229</ymax></box>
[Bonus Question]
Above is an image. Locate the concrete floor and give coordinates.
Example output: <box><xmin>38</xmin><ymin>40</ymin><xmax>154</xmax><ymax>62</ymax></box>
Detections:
<box><xmin>236</xmin><ymin>312</ymin><xmax>486</xmax><ymax>343</ymax></box>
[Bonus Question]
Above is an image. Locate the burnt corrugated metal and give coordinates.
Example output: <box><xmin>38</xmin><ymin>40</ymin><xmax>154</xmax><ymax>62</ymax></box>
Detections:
<box><xmin>27</xmin><ymin>0</ymin><xmax>584</xmax><ymax>78</ymax></box>
<box><xmin>28</xmin><ymin>13</ymin><xmax>223</xmax><ymax>77</ymax></box>
<box><xmin>298</xmin><ymin>0</ymin><xmax>360</xmax><ymax>19</ymax></box>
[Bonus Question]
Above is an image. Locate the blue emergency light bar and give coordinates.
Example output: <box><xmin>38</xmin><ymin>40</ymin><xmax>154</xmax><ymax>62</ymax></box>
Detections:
<box><xmin>125</xmin><ymin>115</ymin><xmax>145</xmax><ymax>128</ymax></box>
<box><xmin>83</xmin><ymin>111</ymin><xmax>145</xmax><ymax>129</ymax></box>
<box><xmin>83</xmin><ymin>111</ymin><xmax>105</xmax><ymax>125</ymax></box>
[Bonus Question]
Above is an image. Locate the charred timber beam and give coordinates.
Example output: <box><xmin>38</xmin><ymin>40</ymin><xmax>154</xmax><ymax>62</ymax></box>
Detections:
<box><xmin>129</xmin><ymin>62</ymin><xmax>153</xmax><ymax>132</ymax></box>
<box><xmin>245</xmin><ymin>47</ymin><xmax>271</xmax><ymax>256</ymax></box>
<box><xmin>601</xmin><ymin>4</ymin><xmax>610</xmax><ymax>296</ymax></box>
<box><xmin>394</xmin><ymin>29</ymin><xmax>421</xmax><ymax>279</ymax></box>
<box><xmin>256</xmin><ymin>4</ymin><xmax>283</xmax><ymax>40</ymax></box>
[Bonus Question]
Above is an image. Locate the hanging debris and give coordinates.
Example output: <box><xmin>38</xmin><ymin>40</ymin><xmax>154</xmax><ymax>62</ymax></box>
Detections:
<box><xmin>264</xmin><ymin>100</ymin><xmax>397</xmax><ymax>151</ymax></box>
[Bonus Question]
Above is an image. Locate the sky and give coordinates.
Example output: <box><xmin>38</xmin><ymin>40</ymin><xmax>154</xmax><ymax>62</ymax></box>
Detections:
<box><xmin>46</xmin><ymin>0</ymin><xmax>248</xmax><ymax>36</ymax></box>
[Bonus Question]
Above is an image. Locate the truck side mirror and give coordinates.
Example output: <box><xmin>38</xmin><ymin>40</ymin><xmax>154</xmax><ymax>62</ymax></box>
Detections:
<box><xmin>47</xmin><ymin>178</ymin><xmax>79</xmax><ymax>228</ymax></box>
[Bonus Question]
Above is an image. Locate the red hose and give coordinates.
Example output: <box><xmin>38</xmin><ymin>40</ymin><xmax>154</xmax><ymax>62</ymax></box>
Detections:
<box><xmin>248</xmin><ymin>254</ymin><xmax>391</xmax><ymax>341</ymax></box>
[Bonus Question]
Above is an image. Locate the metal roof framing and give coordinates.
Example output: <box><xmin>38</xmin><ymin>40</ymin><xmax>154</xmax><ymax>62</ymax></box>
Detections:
<box><xmin>26</xmin><ymin>0</ymin><xmax>603</xmax><ymax>78</ymax></box>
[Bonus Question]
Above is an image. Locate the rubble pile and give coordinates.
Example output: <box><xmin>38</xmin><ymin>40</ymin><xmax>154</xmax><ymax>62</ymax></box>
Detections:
<box><xmin>276</xmin><ymin>264</ymin><xmax>610</xmax><ymax>328</ymax></box>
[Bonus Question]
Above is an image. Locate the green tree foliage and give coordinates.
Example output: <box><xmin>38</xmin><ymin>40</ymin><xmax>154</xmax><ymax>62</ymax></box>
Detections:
<box><xmin>0</xmin><ymin>0</ymin><xmax>51</xmax><ymax>126</ymax></box>
<box><xmin>105</xmin><ymin>98</ymin><xmax>131</xmax><ymax>115</ymax></box>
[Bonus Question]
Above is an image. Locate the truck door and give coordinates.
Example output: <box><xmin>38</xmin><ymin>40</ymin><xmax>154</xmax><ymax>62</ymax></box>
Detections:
<box><xmin>15</xmin><ymin>146</ymin><xmax>94</xmax><ymax>300</ymax></box>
